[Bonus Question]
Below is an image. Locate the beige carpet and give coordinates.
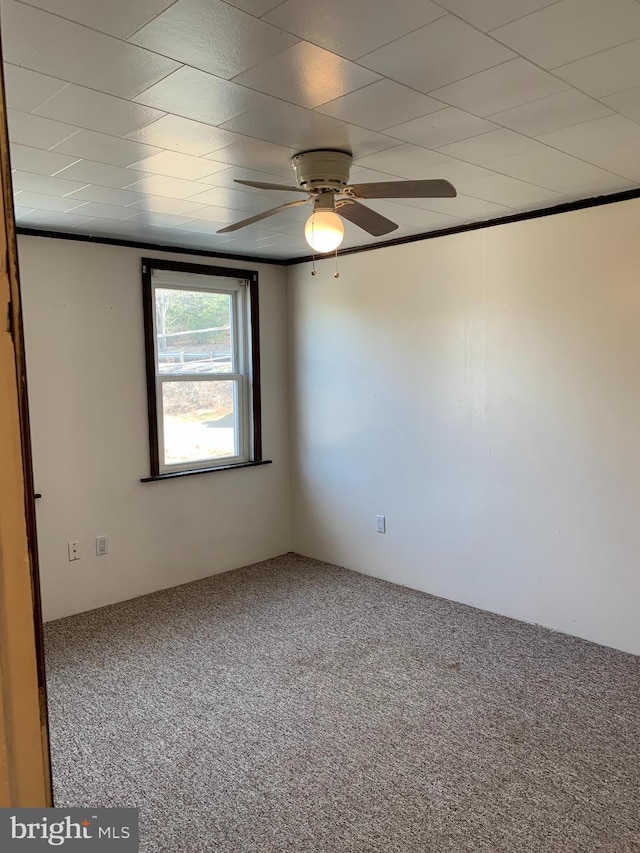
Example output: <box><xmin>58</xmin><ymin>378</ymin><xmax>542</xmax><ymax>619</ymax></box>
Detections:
<box><xmin>44</xmin><ymin>553</ymin><xmax>640</xmax><ymax>852</ymax></box>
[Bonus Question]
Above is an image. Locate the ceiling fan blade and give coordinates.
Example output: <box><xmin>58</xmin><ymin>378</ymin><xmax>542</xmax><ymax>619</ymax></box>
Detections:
<box><xmin>234</xmin><ymin>179</ymin><xmax>307</xmax><ymax>193</ymax></box>
<box><xmin>217</xmin><ymin>199</ymin><xmax>309</xmax><ymax>233</ymax></box>
<box><xmin>347</xmin><ymin>179</ymin><xmax>457</xmax><ymax>199</ymax></box>
<box><xmin>338</xmin><ymin>200</ymin><xmax>398</xmax><ymax>237</ymax></box>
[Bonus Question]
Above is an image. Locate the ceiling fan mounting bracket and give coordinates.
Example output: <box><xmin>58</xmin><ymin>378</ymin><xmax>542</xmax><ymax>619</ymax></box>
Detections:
<box><xmin>292</xmin><ymin>149</ymin><xmax>353</xmax><ymax>191</ymax></box>
<box><xmin>313</xmin><ymin>192</ymin><xmax>337</xmax><ymax>212</ymax></box>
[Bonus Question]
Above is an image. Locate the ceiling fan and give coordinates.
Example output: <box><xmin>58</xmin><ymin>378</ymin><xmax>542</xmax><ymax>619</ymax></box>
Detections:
<box><xmin>217</xmin><ymin>150</ymin><xmax>457</xmax><ymax>253</ymax></box>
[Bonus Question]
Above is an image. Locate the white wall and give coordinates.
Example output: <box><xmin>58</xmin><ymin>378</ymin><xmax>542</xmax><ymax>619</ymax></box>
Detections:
<box><xmin>287</xmin><ymin>198</ymin><xmax>640</xmax><ymax>655</ymax></box>
<box><xmin>19</xmin><ymin>236</ymin><xmax>291</xmax><ymax>621</ymax></box>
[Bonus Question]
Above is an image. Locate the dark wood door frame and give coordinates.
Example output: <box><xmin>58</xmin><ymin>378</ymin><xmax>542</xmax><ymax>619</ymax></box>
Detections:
<box><xmin>0</xmin><ymin>33</ymin><xmax>53</xmax><ymax>807</ymax></box>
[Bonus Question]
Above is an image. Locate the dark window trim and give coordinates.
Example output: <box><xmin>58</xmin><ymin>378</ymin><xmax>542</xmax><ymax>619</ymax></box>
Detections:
<box><xmin>141</xmin><ymin>257</ymin><xmax>264</xmax><ymax>479</ymax></box>
<box><xmin>141</xmin><ymin>459</ymin><xmax>272</xmax><ymax>483</ymax></box>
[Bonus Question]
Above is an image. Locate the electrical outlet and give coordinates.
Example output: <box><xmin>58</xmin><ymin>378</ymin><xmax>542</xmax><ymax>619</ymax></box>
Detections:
<box><xmin>96</xmin><ymin>536</ymin><xmax>108</xmax><ymax>556</ymax></box>
<box><xmin>68</xmin><ymin>541</ymin><xmax>80</xmax><ymax>561</ymax></box>
<box><xmin>376</xmin><ymin>515</ymin><xmax>386</xmax><ymax>534</ymax></box>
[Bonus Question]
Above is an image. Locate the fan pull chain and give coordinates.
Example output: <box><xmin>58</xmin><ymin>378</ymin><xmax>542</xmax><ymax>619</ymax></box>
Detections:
<box><xmin>334</xmin><ymin>247</ymin><xmax>340</xmax><ymax>278</ymax></box>
<box><xmin>311</xmin><ymin>253</ymin><xmax>316</xmax><ymax>276</ymax></box>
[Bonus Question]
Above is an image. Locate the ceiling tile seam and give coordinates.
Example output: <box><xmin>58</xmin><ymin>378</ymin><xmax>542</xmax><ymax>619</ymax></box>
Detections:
<box><xmin>124</xmin><ymin>59</ymin><xmax>188</xmax><ymax>100</ymax></box>
<box><xmin>122</xmin><ymin>2</ymin><xmax>304</xmax><ymax>63</ymax></box>
<box><xmin>477</xmin><ymin>18</ymin><xmax>640</xmax><ymax>96</ymax></box>
<box><xmin>315</xmin><ymin>90</ymin><xmax>611</xmax><ymax>146</ymax></box>
<box><xmin>499</xmin><ymin>115</ymin><xmax>632</xmax><ymax>148</ymax></box>
<box><xmin>11</xmin><ymin>57</ymin><xmax>185</xmax><ymax>108</ymax></box>
<box><xmin>520</xmin><ymin>131</ymin><xmax>635</xmax><ymax>183</ymax></box>
<box><xmin>520</xmin><ymin>72</ymin><xmax>640</xmax><ymax>127</ymax></box>
<box><xmin>431</xmin><ymin>0</ymin><xmax>566</xmax><ymax>34</ymax></box>
<box><xmin>225</xmin><ymin>41</ymin><xmax>326</xmax><ymax>86</ymax></box>
<box><xmin>16</xmin><ymin>183</ymin><xmax>277</xmax><ymax>219</ymax></box>
<box><xmin>12</xmin><ymin>147</ymin><xmax>252</xmax><ymax>200</ymax></box>
<box><xmin>595</xmin><ymin>87</ymin><xmax>640</xmax><ymax>122</ymax></box>
<box><xmin>207</xmin><ymin>116</ymin><xmax>399</xmax><ymax>157</ymax></box>
<box><xmin>412</xmin><ymin>87</ymin><xmax>571</xmax><ymax>126</ymax></box>
<box><xmin>252</xmin><ymin>9</ymin><xmax>450</xmax><ymax>66</ymax></box>
<box><xmin>16</xmin><ymin>44</ymin><xmax>47</xmax><ymax>72</ymax></box>
<box><xmin>596</xmin><ymin>80</ymin><xmax>640</xmax><ymax>104</ymax></box>
<box><xmin>10</xmin><ymin>104</ymin><xmax>232</xmax><ymax>162</ymax></box>
<box><xmin>456</xmin><ymin>170</ymin><xmax>575</xmax><ymax>203</ymax></box>
<box><xmin>227</xmin><ymin>64</ymin><xmax>382</xmax><ymax>111</ymax></box>
<box><xmin>128</xmin><ymin>55</ymin><xmax>346</xmax><ymax>132</ymax></box>
<box><xmin>398</xmin><ymin>124</ymin><xmax>512</xmax><ymax>152</ymax></box>
<box><xmin>483</xmin><ymin>96</ymin><xmax>613</xmax><ymax>129</ymax></box>
<box><xmin>256</xmin><ymin>0</ymin><xmax>288</xmax><ymax>21</ymax></box>
<box><xmin>58</xmin><ymin>182</ymin><xmax>93</xmax><ymax>198</ymax></box>
<box><xmin>373</xmin><ymin>56</ymin><xmax>518</xmax><ymax>106</ymax></box>
<box><xmin>312</xmin><ymin>84</ymin><xmax>409</xmax><ymax>113</ymax></box>
<box><xmin>482</xmin><ymin>0</ymin><xmax>567</xmax><ymax>31</ymax></box>
<box><xmin>10</xmin><ymin>114</ymin><xmax>240</xmax><ymax>179</ymax></box>
<box><xmin>393</xmin><ymin>12</ymin><xmax>635</xmax><ymax>122</ymax></box>
<box><xmin>465</xmin><ymin>159</ymin><xmax>627</xmax><ymax>197</ymax></box>
<box><xmin>123</xmin><ymin>197</ymin><xmax>207</xmax><ymax>213</ymax></box>
<box><xmin>11</xmin><ymin>0</ymin><xmax>159</xmax><ymax>46</ymax></box>
<box><xmin>48</xmin><ymin>157</ymin><xmax>95</xmax><ymax>179</ymax></box>
<box><xmin>450</xmin><ymin>3</ymin><xmax>623</xmax><ymax>72</ymax></box>
<box><xmin>419</xmin><ymin>29</ymin><xmax>640</xmax><ymax>128</ymax></box>
<box><xmin>65</xmin><ymin>201</ymin><xmax>146</xmax><ymax>220</ymax></box>
<box><xmin>430</xmin><ymin>127</ymin><xmax>534</xmax><ymax>158</ymax></box>
<box><xmin>358</xmin><ymin>13</ymin><xmax>524</xmax><ymax>71</ymax></box>
<box><xmin>477</xmin><ymin>161</ymin><xmax>625</xmax><ymax>196</ymax></box>
<box><xmin>375</xmin><ymin>106</ymin><xmax>451</xmax><ymax>133</ymax></box>
<box><xmin>349</xmin><ymin>142</ymin><xmax>592</xmax><ymax>193</ymax></box>
<box><xmin>123</xmin><ymin>0</ymin><xmax>182</xmax><ymax>41</ymax></box>
<box><xmin>526</xmin><ymin>111</ymin><xmax>639</xmax><ymax>141</ymax></box>
<box><xmin>451</xmin><ymin>90</ymin><xmax>586</xmax><ymax>128</ymax></box>
<box><xmin>543</xmin><ymin>43</ymin><xmax>640</xmax><ymax>108</ymax></box>
<box><xmin>16</xmin><ymin>75</ymin><xmax>72</xmax><ymax>116</ymax></box>
<box><xmin>39</xmin><ymin>127</ymin><xmax>83</xmax><ymax>152</ymax></box>
<box><xmin>352</xmin><ymin>10</ymin><xmax>451</xmax><ymax>62</ymax></box>
<box><xmin>531</xmin><ymin>31</ymin><xmax>640</xmax><ymax>73</ymax></box>
<box><xmin>315</xmin><ymin>78</ymin><xmax>451</xmax><ymax>121</ymax></box>
<box><xmin>120</xmin><ymin>157</ymin><xmax>231</xmax><ymax>183</ymax></box>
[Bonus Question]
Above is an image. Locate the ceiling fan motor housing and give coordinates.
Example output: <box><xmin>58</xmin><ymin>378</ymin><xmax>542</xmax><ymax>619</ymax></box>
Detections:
<box><xmin>292</xmin><ymin>150</ymin><xmax>353</xmax><ymax>191</ymax></box>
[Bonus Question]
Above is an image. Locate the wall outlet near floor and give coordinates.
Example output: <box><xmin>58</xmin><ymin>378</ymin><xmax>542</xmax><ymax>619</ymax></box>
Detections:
<box><xmin>68</xmin><ymin>541</ymin><xmax>80</xmax><ymax>561</ymax></box>
<box><xmin>96</xmin><ymin>536</ymin><xmax>108</xmax><ymax>556</ymax></box>
<box><xmin>376</xmin><ymin>515</ymin><xmax>386</xmax><ymax>534</ymax></box>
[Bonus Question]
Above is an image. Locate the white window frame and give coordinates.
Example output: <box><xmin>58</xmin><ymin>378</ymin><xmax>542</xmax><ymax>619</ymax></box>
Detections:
<box><xmin>144</xmin><ymin>262</ymin><xmax>258</xmax><ymax>477</ymax></box>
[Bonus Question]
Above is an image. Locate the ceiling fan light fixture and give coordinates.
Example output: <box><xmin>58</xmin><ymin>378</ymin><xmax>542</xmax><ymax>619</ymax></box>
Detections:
<box><xmin>304</xmin><ymin>209</ymin><xmax>344</xmax><ymax>254</ymax></box>
<box><xmin>220</xmin><ymin>150</ymin><xmax>457</xmax><ymax>245</ymax></box>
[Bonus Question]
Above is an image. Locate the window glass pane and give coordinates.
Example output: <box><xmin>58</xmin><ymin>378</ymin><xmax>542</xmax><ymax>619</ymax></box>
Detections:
<box><xmin>162</xmin><ymin>380</ymin><xmax>237</xmax><ymax>466</ymax></box>
<box><xmin>155</xmin><ymin>288</ymin><xmax>232</xmax><ymax>374</ymax></box>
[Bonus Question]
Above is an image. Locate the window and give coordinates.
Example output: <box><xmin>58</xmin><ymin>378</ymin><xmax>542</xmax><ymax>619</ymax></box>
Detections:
<box><xmin>142</xmin><ymin>259</ymin><xmax>263</xmax><ymax>479</ymax></box>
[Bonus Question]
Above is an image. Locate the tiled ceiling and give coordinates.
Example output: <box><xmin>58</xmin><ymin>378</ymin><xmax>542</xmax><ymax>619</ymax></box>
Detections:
<box><xmin>2</xmin><ymin>0</ymin><xmax>640</xmax><ymax>260</ymax></box>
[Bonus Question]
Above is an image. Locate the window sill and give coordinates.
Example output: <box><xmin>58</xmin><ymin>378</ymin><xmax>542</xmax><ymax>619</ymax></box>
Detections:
<box><xmin>140</xmin><ymin>459</ymin><xmax>272</xmax><ymax>483</ymax></box>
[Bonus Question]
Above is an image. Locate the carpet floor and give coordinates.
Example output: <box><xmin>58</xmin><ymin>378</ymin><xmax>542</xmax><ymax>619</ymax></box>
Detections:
<box><xmin>44</xmin><ymin>553</ymin><xmax>640</xmax><ymax>852</ymax></box>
